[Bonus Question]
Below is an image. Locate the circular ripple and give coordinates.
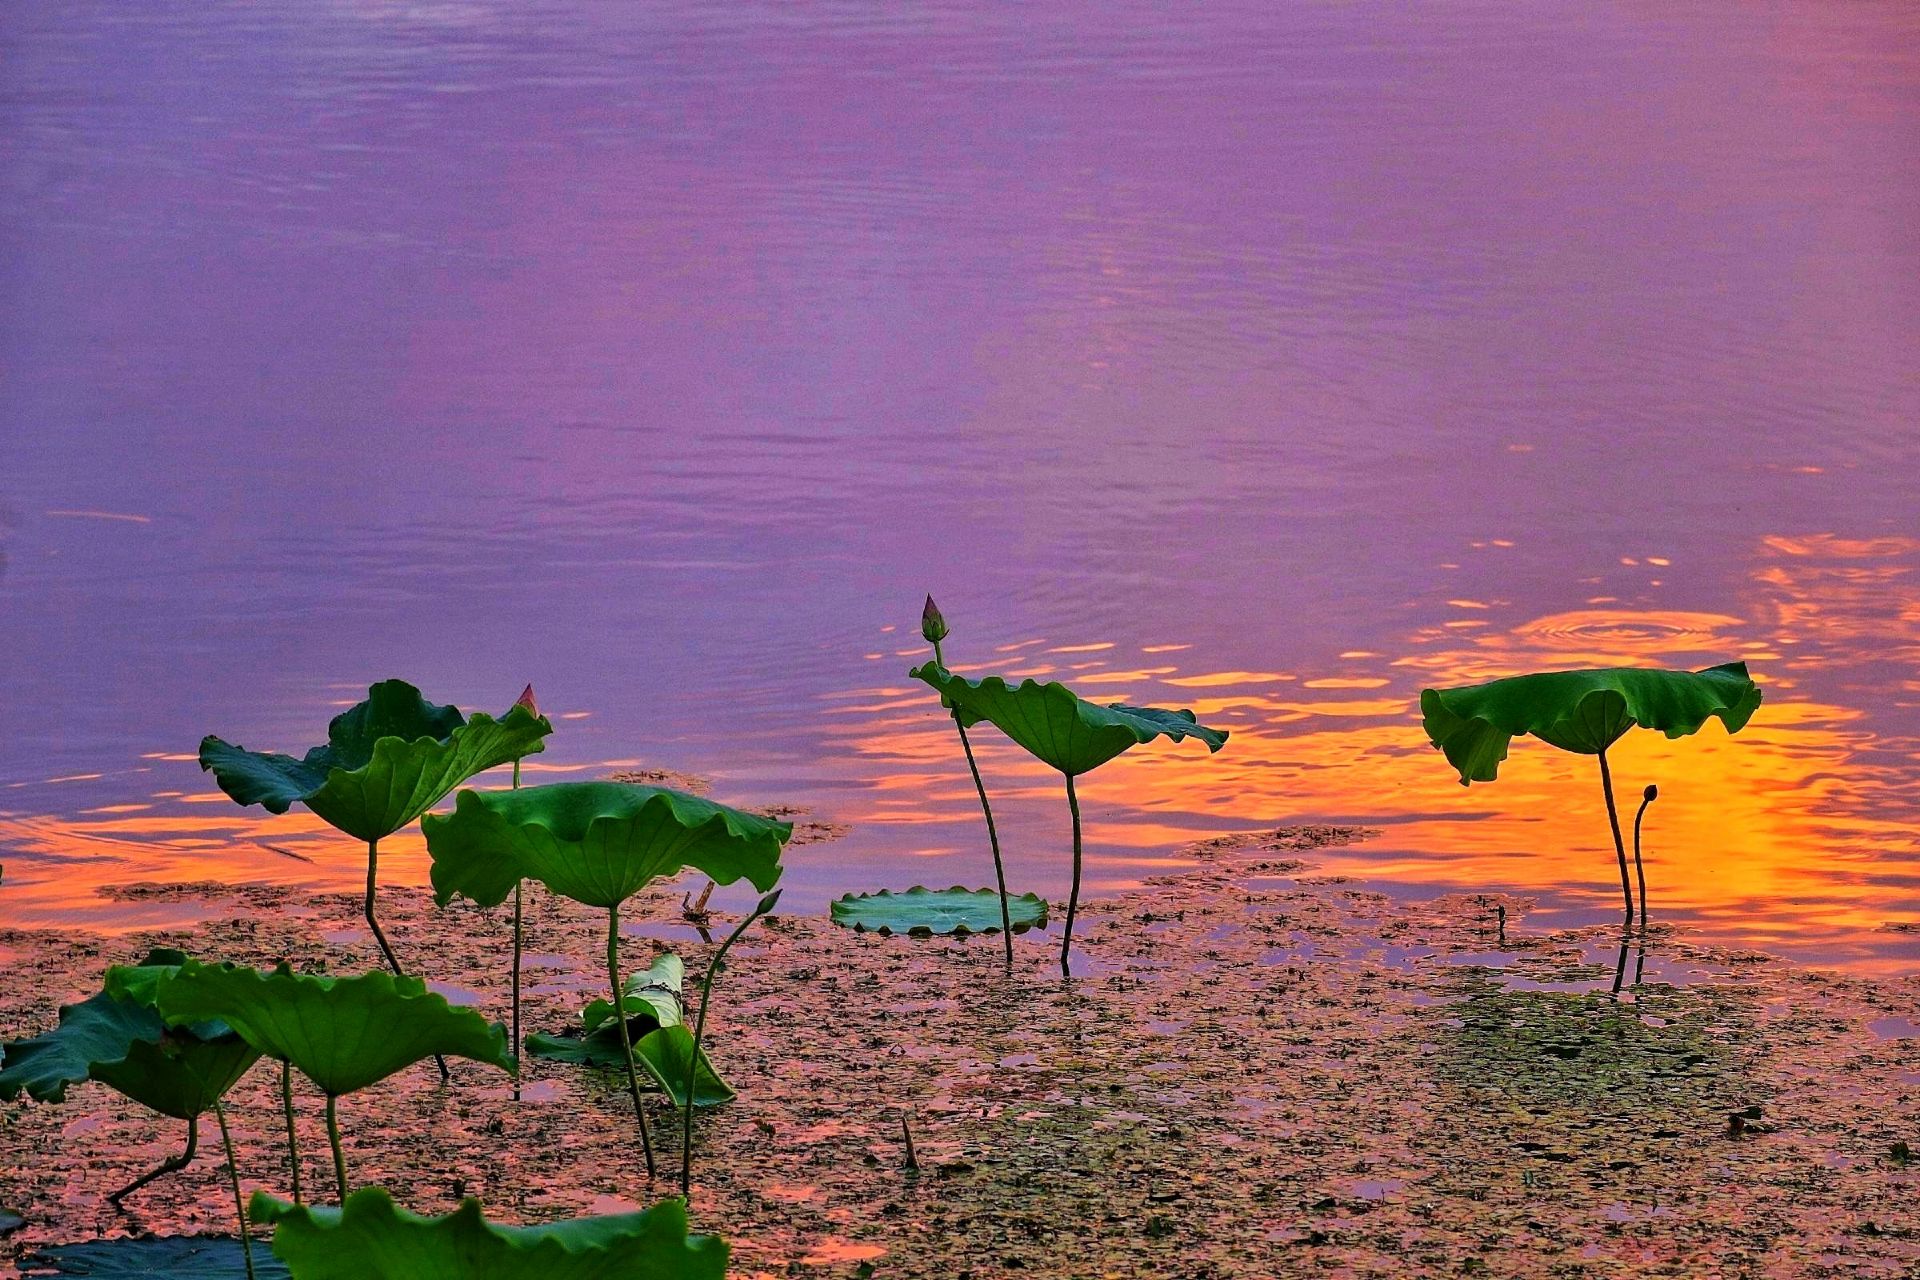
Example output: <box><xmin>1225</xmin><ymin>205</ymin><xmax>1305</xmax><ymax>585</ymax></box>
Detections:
<box><xmin>1511</xmin><ymin>610</ymin><xmax>1745</xmax><ymax>655</ymax></box>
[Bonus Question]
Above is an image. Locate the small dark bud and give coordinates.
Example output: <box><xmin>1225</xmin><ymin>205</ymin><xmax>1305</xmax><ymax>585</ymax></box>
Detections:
<box><xmin>920</xmin><ymin>595</ymin><xmax>949</xmax><ymax>646</ymax></box>
<box><xmin>1643</xmin><ymin>783</ymin><xmax>1658</xmax><ymax>802</ymax></box>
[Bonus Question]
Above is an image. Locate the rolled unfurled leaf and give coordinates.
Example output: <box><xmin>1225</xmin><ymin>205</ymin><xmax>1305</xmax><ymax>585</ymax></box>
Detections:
<box><xmin>921</xmin><ymin>595</ymin><xmax>948</xmax><ymax>646</ymax></box>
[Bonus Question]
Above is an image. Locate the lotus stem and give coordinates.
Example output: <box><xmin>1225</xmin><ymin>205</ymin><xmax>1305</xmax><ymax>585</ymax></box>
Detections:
<box><xmin>1061</xmin><ymin>773</ymin><xmax>1084</xmax><ymax>977</ymax></box>
<box><xmin>1632</xmin><ymin>783</ymin><xmax>1658</xmax><ymax>931</ymax></box>
<box><xmin>933</xmin><ymin>636</ymin><xmax>1015</xmax><ymax>968</ymax></box>
<box><xmin>511</xmin><ymin>757</ymin><xmax>524</xmax><ymax>1101</ymax></box>
<box><xmin>212</xmin><ymin>1099</ymin><xmax>257</xmax><ymax>1280</ymax></box>
<box><xmin>683</xmin><ymin>890</ymin><xmax>780</xmax><ymax>1201</ymax></box>
<box><xmin>281</xmin><ymin>1059</ymin><xmax>301</xmax><ymax>1205</ymax></box>
<box><xmin>1610</xmin><ymin>925</ymin><xmax>1630</xmax><ymax>998</ymax></box>
<box><xmin>367</xmin><ymin>836</ymin><xmax>450</xmax><ymax>1082</ymax></box>
<box><xmin>606</xmin><ymin>903</ymin><xmax>658</xmax><ymax>1178</ymax></box>
<box><xmin>955</xmin><ymin>719</ymin><xmax>1015</xmax><ymax>969</ymax></box>
<box><xmin>107</xmin><ymin>1115</ymin><xmax>197</xmax><ymax>1203</ymax></box>
<box><xmin>1595</xmin><ymin>749</ymin><xmax>1634</xmax><ymax>922</ymax></box>
<box><xmin>324</xmin><ymin>1095</ymin><xmax>348</xmax><ymax>1202</ymax></box>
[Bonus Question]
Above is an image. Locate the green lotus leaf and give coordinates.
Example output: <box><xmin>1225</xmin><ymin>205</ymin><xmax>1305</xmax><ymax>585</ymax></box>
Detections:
<box><xmin>422</xmin><ymin>781</ymin><xmax>789</xmax><ymax>910</ymax></box>
<box><xmin>1</xmin><ymin>950</ymin><xmax>260</xmax><ymax>1119</ymax></box>
<box><xmin>907</xmin><ymin>663</ymin><xmax>1228</xmax><ymax>776</ymax></box>
<box><xmin>19</xmin><ymin>1237</ymin><xmax>288</xmax><ymax>1279</ymax></box>
<box><xmin>580</xmin><ymin>953</ymin><xmax>685</xmax><ymax>1036</ymax></box>
<box><xmin>830</xmin><ymin>886</ymin><xmax>1050</xmax><ymax>937</ymax></box>
<box><xmin>524</xmin><ymin>1025</ymin><xmax>733</xmax><ymax>1108</ymax></box>
<box><xmin>1421</xmin><ymin>662</ymin><xmax>1763</xmax><ymax>784</ymax></box>
<box><xmin>152</xmin><ymin>962</ymin><xmax>512</xmax><ymax>1096</ymax></box>
<box><xmin>249</xmin><ymin>1187</ymin><xmax>729</xmax><ymax>1280</ymax></box>
<box><xmin>199</xmin><ymin>680</ymin><xmax>554</xmax><ymax>842</ymax></box>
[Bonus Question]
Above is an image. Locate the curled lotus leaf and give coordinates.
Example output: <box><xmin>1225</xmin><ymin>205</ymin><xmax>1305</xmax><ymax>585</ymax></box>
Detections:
<box><xmin>423</xmin><ymin>781</ymin><xmax>788</xmax><ymax>911</ymax></box>
<box><xmin>830</xmin><ymin>886</ymin><xmax>1050</xmax><ymax>937</ymax></box>
<box><xmin>1421</xmin><ymin>662</ymin><xmax>1763</xmax><ymax>784</ymax></box>
<box><xmin>580</xmin><ymin>953</ymin><xmax>685</xmax><ymax>1035</ymax></box>
<box><xmin>524</xmin><ymin>1026</ymin><xmax>733</xmax><ymax>1108</ymax></box>
<box><xmin>152</xmin><ymin>961</ymin><xmax>512</xmax><ymax>1096</ymax></box>
<box><xmin>0</xmin><ymin>949</ymin><xmax>259</xmax><ymax>1119</ymax></box>
<box><xmin>198</xmin><ymin>679</ymin><xmax>553</xmax><ymax>842</ymax></box>
<box><xmin>250</xmin><ymin>1187</ymin><xmax>729</xmax><ymax>1280</ymax></box>
<box><xmin>907</xmin><ymin>663</ymin><xmax>1228</xmax><ymax>776</ymax></box>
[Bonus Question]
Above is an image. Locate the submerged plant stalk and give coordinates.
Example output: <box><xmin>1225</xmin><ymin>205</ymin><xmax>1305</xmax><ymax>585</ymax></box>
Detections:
<box><xmin>1061</xmin><ymin>774</ymin><xmax>1084</xmax><ymax>977</ymax></box>
<box><xmin>281</xmin><ymin>1059</ymin><xmax>301</xmax><ymax>1205</ymax></box>
<box><xmin>212</xmin><ymin>1099</ymin><xmax>257</xmax><ymax>1280</ymax></box>
<box><xmin>683</xmin><ymin>889</ymin><xmax>781</xmax><ymax>1201</ymax></box>
<box><xmin>1595</xmin><ymin>748</ymin><xmax>1634</xmax><ymax>922</ymax></box>
<box><xmin>606</xmin><ymin>904</ymin><xmax>658</xmax><ymax>1178</ymax></box>
<box><xmin>108</xmin><ymin>1115</ymin><xmax>197</xmax><ymax>1204</ymax></box>
<box><xmin>324</xmin><ymin>1095</ymin><xmax>348</xmax><ymax>1203</ymax></box>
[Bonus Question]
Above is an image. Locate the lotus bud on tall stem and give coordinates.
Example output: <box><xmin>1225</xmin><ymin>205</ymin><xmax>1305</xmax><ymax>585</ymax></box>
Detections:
<box><xmin>509</xmin><ymin>689</ymin><xmax>537</xmax><ymax>1101</ymax></box>
<box><xmin>925</xmin><ymin>596</ymin><xmax>1015</xmax><ymax>967</ymax></box>
<box><xmin>1595</xmin><ymin>748</ymin><xmax>1634</xmax><ymax>923</ymax></box>
<box><xmin>683</xmin><ymin>889</ymin><xmax>782</xmax><ymax>1201</ymax></box>
<box><xmin>1633</xmin><ymin>783</ymin><xmax>1658</xmax><ymax>931</ymax></box>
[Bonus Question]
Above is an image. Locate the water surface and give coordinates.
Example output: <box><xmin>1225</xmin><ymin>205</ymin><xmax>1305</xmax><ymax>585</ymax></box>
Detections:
<box><xmin>3</xmin><ymin>1</ymin><xmax>1917</xmax><ymax>972</ymax></box>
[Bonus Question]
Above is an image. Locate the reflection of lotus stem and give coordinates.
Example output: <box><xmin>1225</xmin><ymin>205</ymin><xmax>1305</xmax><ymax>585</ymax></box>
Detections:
<box><xmin>324</xmin><ymin>1095</ymin><xmax>348</xmax><ymax>1202</ymax></box>
<box><xmin>281</xmin><ymin>1060</ymin><xmax>301</xmax><ymax>1205</ymax></box>
<box><xmin>367</xmin><ymin>837</ymin><xmax>449</xmax><ymax>1083</ymax></box>
<box><xmin>1610</xmin><ymin>926</ymin><xmax>1630</xmax><ymax>998</ymax></box>
<box><xmin>934</xmin><ymin>638</ymin><xmax>1014</xmax><ymax>968</ymax></box>
<box><xmin>1632</xmin><ymin>784</ymin><xmax>1657</xmax><ymax>931</ymax></box>
<box><xmin>108</xmin><ymin>1115</ymin><xmax>196</xmax><ymax>1203</ymax></box>
<box><xmin>683</xmin><ymin>892</ymin><xmax>779</xmax><ymax>1201</ymax></box>
<box><xmin>606</xmin><ymin>903</ymin><xmax>658</xmax><ymax>1178</ymax></box>
<box><xmin>212</xmin><ymin>1099</ymin><xmax>256</xmax><ymax>1280</ymax></box>
<box><xmin>1061</xmin><ymin>774</ymin><xmax>1084</xmax><ymax>977</ymax></box>
<box><xmin>511</xmin><ymin>758</ymin><xmax>524</xmax><ymax>1101</ymax></box>
<box><xmin>1595</xmin><ymin>749</ymin><xmax>1634</xmax><ymax>922</ymax></box>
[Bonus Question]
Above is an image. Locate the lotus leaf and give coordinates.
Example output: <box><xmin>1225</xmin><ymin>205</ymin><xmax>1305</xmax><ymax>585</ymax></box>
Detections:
<box><xmin>908</xmin><ymin>661</ymin><xmax>1228</xmax><ymax>973</ymax></box>
<box><xmin>2</xmin><ymin>949</ymin><xmax>259</xmax><ymax>1119</ymax></box>
<box><xmin>250</xmin><ymin>1188</ymin><xmax>729</xmax><ymax>1280</ymax></box>
<box><xmin>526</xmin><ymin>1025</ymin><xmax>734</xmax><ymax>1108</ymax></box>
<box><xmin>423</xmin><ymin>781</ymin><xmax>788</xmax><ymax>910</ymax></box>
<box><xmin>198</xmin><ymin>680</ymin><xmax>553</xmax><ymax>843</ymax></box>
<box><xmin>18</xmin><ymin>1238</ymin><xmax>288</xmax><ymax>1279</ymax></box>
<box><xmin>1420</xmin><ymin>662</ymin><xmax>1762</xmax><ymax>784</ymax></box>
<box><xmin>580</xmin><ymin>953</ymin><xmax>686</xmax><ymax>1034</ymax></box>
<box><xmin>151</xmin><ymin>962</ymin><xmax>512</xmax><ymax>1097</ymax></box>
<box><xmin>1421</xmin><ymin>662</ymin><xmax>1761</xmax><ymax>924</ymax></box>
<box><xmin>907</xmin><ymin>663</ymin><xmax>1228</xmax><ymax>777</ymax></box>
<box><xmin>830</xmin><ymin>885</ymin><xmax>1049</xmax><ymax>937</ymax></box>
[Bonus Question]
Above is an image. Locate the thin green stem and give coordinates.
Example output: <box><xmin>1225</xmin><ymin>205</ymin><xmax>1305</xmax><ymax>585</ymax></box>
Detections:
<box><xmin>368</xmin><ymin>837</ymin><xmax>449</xmax><ymax>1082</ymax></box>
<box><xmin>212</xmin><ymin>1100</ymin><xmax>256</xmax><ymax>1280</ymax></box>
<box><xmin>1061</xmin><ymin>774</ymin><xmax>1084</xmax><ymax>977</ymax></box>
<box><xmin>683</xmin><ymin>892</ymin><xmax>780</xmax><ymax>1202</ymax></box>
<box><xmin>511</xmin><ymin>756</ymin><xmax>524</xmax><ymax>1100</ymax></box>
<box><xmin>1632</xmin><ymin>788</ymin><xmax>1657</xmax><ymax>931</ymax></box>
<box><xmin>955</xmin><ymin>719</ymin><xmax>1015</xmax><ymax>968</ymax></box>
<box><xmin>281</xmin><ymin>1059</ymin><xmax>301</xmax><ymax>1205</ymax></box>
<box><xmin>1595</xmin><ymin>749</ymin><xmax>1634</xmax><ymax>922</ymax></box>
<box><xmin>607</xmin><ymin>903</ymin><xmax>658</xmax><ymax>1178</ymax></box>
<box><xmin>325</xmin><ymin>1095</ymin><xmax>348</xmax><ymax>1202</ymax></box>
<box><xmin>108</xmin><ymin>1115</ymin><xmax>197</xmax><ymax>1203</ymax></box>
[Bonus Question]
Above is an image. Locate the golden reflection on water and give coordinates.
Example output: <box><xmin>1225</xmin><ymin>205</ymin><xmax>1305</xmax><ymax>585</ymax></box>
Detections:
<box><xmin>3</xmin><ymin>534</ymin><xmax>1917</xmax><ymax>973</ymax></box>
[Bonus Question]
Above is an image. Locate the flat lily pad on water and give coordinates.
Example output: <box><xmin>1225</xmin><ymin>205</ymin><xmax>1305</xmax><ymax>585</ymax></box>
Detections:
<box><xmin>830</xmin><ymin>886</ymin><xmax>1050</xmax><ymax>937</ymax></box>
<box><xmin>19</xmin><ymin>1237</ymin><xmax>288</xmax><ymax>1278</ymax></box>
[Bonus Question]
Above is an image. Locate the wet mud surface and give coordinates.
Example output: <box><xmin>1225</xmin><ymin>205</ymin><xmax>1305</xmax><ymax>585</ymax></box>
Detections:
<box><xmin>4</xmin><ymin>826</ymin><xmax>1918</xmax><ymax>1278</ymax></box>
